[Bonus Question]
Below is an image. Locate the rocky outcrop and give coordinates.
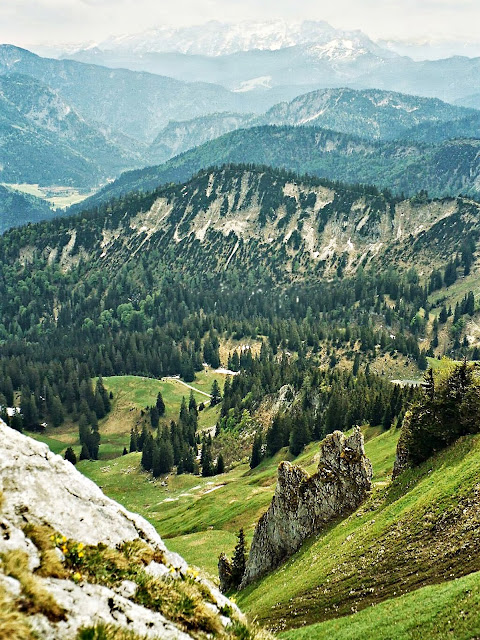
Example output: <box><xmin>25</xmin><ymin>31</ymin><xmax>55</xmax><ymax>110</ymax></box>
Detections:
<box><xmin>241</xmin><ymin>428</ymin><xmax>372</xmax><ymax>587</ymax></box>
<box><xmin>0</xmin><ymin>420</ymin><xmax>244</xmax><ymax>638</ymax></box>
<box><xmin>218</xmin><ymin>552</ymin><xmax>234</xmax><ymax>594</ymax></box>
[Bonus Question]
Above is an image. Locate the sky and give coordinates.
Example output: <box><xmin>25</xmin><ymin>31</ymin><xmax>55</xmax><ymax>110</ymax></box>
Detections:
<box><xmin>2</xmin><ymin>0</ymin><xmax>480</xmax><ymax>49</ymax></box>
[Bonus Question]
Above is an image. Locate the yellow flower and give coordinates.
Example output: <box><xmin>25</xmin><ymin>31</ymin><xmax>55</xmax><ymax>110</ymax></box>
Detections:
<box><xmin>62</xmin><ymin>536</ymin><xmax>67</xmax><ymax>543</ymax></box>
<box><xmin>73</xmin><ymin>572</ymin><xmax>82</xmax><ymax>583</ymax></box>
<box><xmin>78</xmin><ymin>552</ymin><xmax>84</xmax><ymax>558</ymax></box>
<box><xmin>61</xmin><ymin>545</ymin><xmax>68</xmax><ymax>554</ymax></box>
<box><xmin>78</xmin><ymin>543</ymin><xmax>84</xmax><ymax>551</ymax></box>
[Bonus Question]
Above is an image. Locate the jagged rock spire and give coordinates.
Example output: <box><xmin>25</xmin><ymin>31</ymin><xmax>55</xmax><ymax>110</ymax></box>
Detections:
<box><xmin>240</xmin><ymin>427</ymin><xmax>372</xmax><ymax>587</ymax></box>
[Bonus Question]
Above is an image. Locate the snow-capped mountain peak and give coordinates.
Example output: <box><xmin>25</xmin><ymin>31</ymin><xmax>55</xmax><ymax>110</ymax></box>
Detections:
<box><xmin>96</xmin><ymin>20</ymin><xmax>381</xmax><ymax>58</ymax></box>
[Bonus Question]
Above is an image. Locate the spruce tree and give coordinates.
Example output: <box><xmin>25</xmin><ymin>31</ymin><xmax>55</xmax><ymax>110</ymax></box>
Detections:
<box><xmin>210</xmin><ymin>380</ymin><xmax>221</xmax><ymax>407</ymax></box>
<box><xmin>64</xmin><ymin>447</ymin><xmax>77</xmax><ymax>465</ymax></box>
<box><xmin>250</xmin><ymin>432</ymin><xmax>263</xmax><ymax>469</ymax></box>
<box><xmin>156</xmin><ymin>392</ymin><xmax>166</xmax><ymax>416</ymax></box>
<box><xmin>230</xmin><ymin>529</ymin><xmax>247</xmax><ymax>588</ymax></box>
<box><xmin>79</xmin><ymin>443</ymin><xmax>90</xmax><ymax>461</ymax></box>
<box><xmin>141</xmin><ymin>434</ymin><xmax>154</xmax><ymax>471</ymax></box>
<box><xmin>215</xmin><ymin>453</ymin><xmax>225</xmax><ymax>475</ymax></box>
<box><xmin>201</xmin><ymin>441</ymin><xmax>214</xmax><ymax>477</ymax></box>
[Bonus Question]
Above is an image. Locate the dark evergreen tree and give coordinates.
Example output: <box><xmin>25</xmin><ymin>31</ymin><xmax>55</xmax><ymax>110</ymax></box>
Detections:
<box><xmin>64</xmin><ymin>447</ymin><xmax>77</xmax><ymax>465</ymax></box>
<box><xmin>215</xmin><ymin>452</ymin><xmax>225</xmax><ymax>475</ymax></box>
<box><xmin>210</xmin><ymin>380</ymin><xmax>221</xmax><ymax>407</ymax></box>
<box><xmin>230</xmin><ymin>529</ymin><xmax>247</xmax><ymax>588</ymax></box>
<box><xmin>250</xmin><ymin>432</ymin><xmax>263</xmax><ymax>469</ymax></box>
<box><xmin>156</xmin><ymin>392</ymin><xmax>166</xmax><ymax>416</ymax></box>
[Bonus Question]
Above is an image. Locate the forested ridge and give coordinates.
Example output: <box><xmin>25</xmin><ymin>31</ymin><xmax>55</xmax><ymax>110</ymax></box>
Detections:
<box><xmin>0</xmin><ymin>164</ymin><xmax>478</xmax><ymax>466</ymax></box>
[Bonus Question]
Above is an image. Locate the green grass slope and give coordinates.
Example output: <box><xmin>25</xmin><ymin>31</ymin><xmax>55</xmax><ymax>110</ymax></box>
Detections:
<box><xmin>281</xmin><ymin>569</ymin><xmax>480</xmax><ymax>640</ymax></box>
<box><xmin>79</xmin><ymin>427</ymin><xmax>398</xmax><ymax>576</ymax></box>
<box><xmin>30</xmin><ymin>371</ymin><xmax>224</xmax><ymax>461</ymax></box>
<box><xmin>237</xmin><ymin>433</ymin><xmax>480</xmax><ymax>633</ymax></box>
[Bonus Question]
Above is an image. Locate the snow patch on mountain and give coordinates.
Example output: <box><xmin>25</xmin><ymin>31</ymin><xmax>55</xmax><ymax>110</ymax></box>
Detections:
<box><xmin>233</xmin><ymin>76</ymin><xmax>273</xmax><ymax>93</ymax></box>
<box><xmin>96</xmin><ymin>19</ymin><xmax>387</xmax><ymax>59</ymax></box>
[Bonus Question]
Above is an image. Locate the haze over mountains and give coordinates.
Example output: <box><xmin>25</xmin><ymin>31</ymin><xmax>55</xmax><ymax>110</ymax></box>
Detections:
<box><xmin>1</xmin><ymin>17</ymin><xmax>480</xmax><ymax>233</ymax></box>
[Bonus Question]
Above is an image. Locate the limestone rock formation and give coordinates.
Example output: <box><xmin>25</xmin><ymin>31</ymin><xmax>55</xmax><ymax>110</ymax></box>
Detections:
<box><xmin>0</xmin><ymin>420</ymin><xmax>244</xmax><ymax>638</ymax></box>
<box><xmin>240</xmin><ymin>427</ymin><xmax>372</xmax><ymax>587</ymax></box>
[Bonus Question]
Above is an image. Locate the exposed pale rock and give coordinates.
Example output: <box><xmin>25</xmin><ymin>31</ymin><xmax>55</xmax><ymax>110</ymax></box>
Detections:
<box><xmin>116</xmin><ymin>579</ymin><xmax>138</xmax><ymax>598</ymax></box>
<box><xmin>0</xmin><ymin>573</ymin><xmax>22</xmax><ymax>598</ymax></box>
<box><xmin>0</xmin><ymin>420</ymin><xmax>167</xmax><ymax>551</ymax></box>
<box><xmin>241</xmin><ymin>427</ymin><xmax>372</xmax><ymax>587</ymax></box>
<box><xmin>0</xmin><ymin>419</ymin><xmax>242</xmax><ymax>637</ymax></box>
<box><xmin>0</xmin><ymin>516</ymin><xmax>41</xmax><ymax>570</ymax></box>
<box><xmin>145</xmin><ymin>560</ymin><xmax>171</xmax><ymax>580</ymax></box>
<box><xmin>29</xmin><ymin>579</ymin><xmax>193</xmax><ymax>640</ymax></box>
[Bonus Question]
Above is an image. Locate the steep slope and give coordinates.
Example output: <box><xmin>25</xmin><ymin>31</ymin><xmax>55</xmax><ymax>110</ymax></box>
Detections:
<box><xmin>0</xmin><ymin>74</ymin><xmax>141</xmax><ymax>187</ymax></box>
<box><xmin>149</xmin><ymin>112</ymin><xmax>254</xmax><ymax>164</ymax></box>
<box><xmin>145</xmin><ymin>89</ymin><xmax>480</xmax><ymax>165</ymax></box>
<box><xmin>16</xmin><ymin>165</ymin><xmax>475</xmax><ymax>281</ymax></box>
<box><xmin>0</xmin><ymin>185</ymin><xmax>56</xmax><ymax>234</ymax></box>
<box><xmin>0</xmin><ymin>419</ymin><xmax>259</xmax><ymax>639</ymax></box>
<box><xmin>236</xmin><ymin>432</ymin><xmax>480</xmax><ymax>633</ymax></box>
<box><xmin>0</xmin><ymin>45</ymin><xmax>266</xmax><ymax>142</ymax></box>
<box><xmin>77</xmin><ymin>126</ymin><xmax>480</xmax><ymax>212</ymax></box>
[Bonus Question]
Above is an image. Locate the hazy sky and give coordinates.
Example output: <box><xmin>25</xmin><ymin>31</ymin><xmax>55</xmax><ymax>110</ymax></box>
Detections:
<box><xmin>2</xmin><ymin>0</ymin><xmax>480</xmax><ymax>47</ymax></box>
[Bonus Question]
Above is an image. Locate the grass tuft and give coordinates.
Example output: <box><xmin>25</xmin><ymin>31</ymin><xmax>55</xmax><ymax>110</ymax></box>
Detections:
<box><xmin>1</xmin><ymin>550</ymin><xmax>66</xmax><ymax>621</ymax></box>
<box><xmin>0</xmin><ymin>583</ymin><xmax>35</xmax><ymax>640</ymax></box>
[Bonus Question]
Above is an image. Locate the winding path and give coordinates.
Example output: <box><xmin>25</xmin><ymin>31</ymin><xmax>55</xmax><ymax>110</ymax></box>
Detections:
<box><xmin>162</xmin><ymin>377</ymin><xmax>212</xmax><ymax>399</ymax></box>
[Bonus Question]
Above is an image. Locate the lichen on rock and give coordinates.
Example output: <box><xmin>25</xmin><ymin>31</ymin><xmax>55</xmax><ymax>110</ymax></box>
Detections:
<box><xmin>0</xmin><ymin>419</ymin><xmax>248</xmax><ymax>639</ymax></box>
<box><xmin>240</xmin><ymin>427</ymin><xmax>372</xmax><ymax>588</ymax></box>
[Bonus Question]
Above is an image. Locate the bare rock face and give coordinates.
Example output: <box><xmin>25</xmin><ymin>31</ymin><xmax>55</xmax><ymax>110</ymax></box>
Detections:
<box><xmin>241</xmin><ymin>427</ymin><xmax>372</xmax><ymax>587</ymax></box>
<box><xmin>0</xmin><ymin>420</ymin><xmax>243</xmax><ymax>638</ymax></box>
<box><xmin>218</xmin><ymin>552</ymin><xmax>233</xmax><ymax>593</ymax></box>
<box><xmin>0</xmin><ymin>421</ymin><xmax>166</xmax><ymax>553</ymax></box>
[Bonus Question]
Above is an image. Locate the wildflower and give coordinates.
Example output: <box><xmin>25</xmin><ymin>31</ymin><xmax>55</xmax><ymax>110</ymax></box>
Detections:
<box><xmin>73</xmin><ymin>572</ymin><xmax>82</xmax><ymax>583</ymax></box>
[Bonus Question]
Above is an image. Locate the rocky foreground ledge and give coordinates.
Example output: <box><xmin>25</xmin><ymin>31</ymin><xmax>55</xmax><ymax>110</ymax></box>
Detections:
<box><xmin>0</xmin><ymin>419</ymin><xmax>248</xmax><ymax>639</ymax></box>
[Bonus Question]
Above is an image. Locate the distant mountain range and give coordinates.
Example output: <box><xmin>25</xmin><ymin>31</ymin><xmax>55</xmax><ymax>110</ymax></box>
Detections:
<box><xmin>60</xmin><ymin>21</ymin><xmax>480</xmax><ymax>106</ymax></box>
<box><xmin>0</xmin><ymin>45</ymin><xmax>267</xmax><ymax>143</ymax></box>
<box><xmin>74</xmin><ymin>126</ymin><xmax>480</xmax><ymax>215</ymax></box>
<box><xmin>1</xmin><ymin>39</ymin><xmax>480</xmax><ymax>229</ymax></box>
<box><xmin>69</xmin><ymin>20</ymin><xmax>390</xmax><ymax>58</ymax></box>
<box><xmin>0</xmin><ymin>73</ymin><xmax>142</xmax><ymax>188</ymax></box>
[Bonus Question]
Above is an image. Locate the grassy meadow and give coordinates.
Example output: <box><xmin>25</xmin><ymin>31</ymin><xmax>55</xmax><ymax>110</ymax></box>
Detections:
<box><xmin>29</xmin><ymin>369</ymin><xmax>227</xmax><ymax>461</ymax></box>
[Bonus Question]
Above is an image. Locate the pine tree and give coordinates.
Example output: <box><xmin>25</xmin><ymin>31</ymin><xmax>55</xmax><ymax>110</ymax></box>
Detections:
<box><xmin>129</xmin><ymin>428</ymin><xmax>138</xmax><ymax>452</ymax></box>
<box><xmin>64</xmin><ymin>447</ymin><xmax>77</xmax><ymax>465</ymax></box>
<box><xmin>79</xmin><ymin>443</ymin><xmax>90</xmax><ymax>461</ymax></box>
<box><xmin>210</xmin><ymin>380</ymin><xmax>221</xmax><ymax>407</ymax></box>
<box><xmin>141</xmin><ymin>434</ymin><xmax>154</xmax><ymax>471</ymax></box>
<box><xmin>150</xmin><ymin>406</ymin><xmax>159</xmax><ymax>429</ymax></box>
<box><xmin>201</xmin><ymin>441</ymin><xmax>214</xmax><ymax>477</ymax></box>
<box><xmin>230</xmin><ymin>529</ymin><xmax>247</xmax><ymax>588</ymax></box>
<box><xmin>289</xmin><ymin>417</ymin><xmax>310</xmax><ymax>456</ymax></box>
<box><xmin>250</xmin><ymin>432</ymin><xmax>263</xmax><ymax>469</ymax></box>
<box><xmin>215</xmin><ymin>453</ymin><xmax>225</xmax><ymax>475</ymax></box>
<box><xmin>156</xmin><ymin>391</ymin><xmax>166</xmax><ymax>416</ymax></box>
